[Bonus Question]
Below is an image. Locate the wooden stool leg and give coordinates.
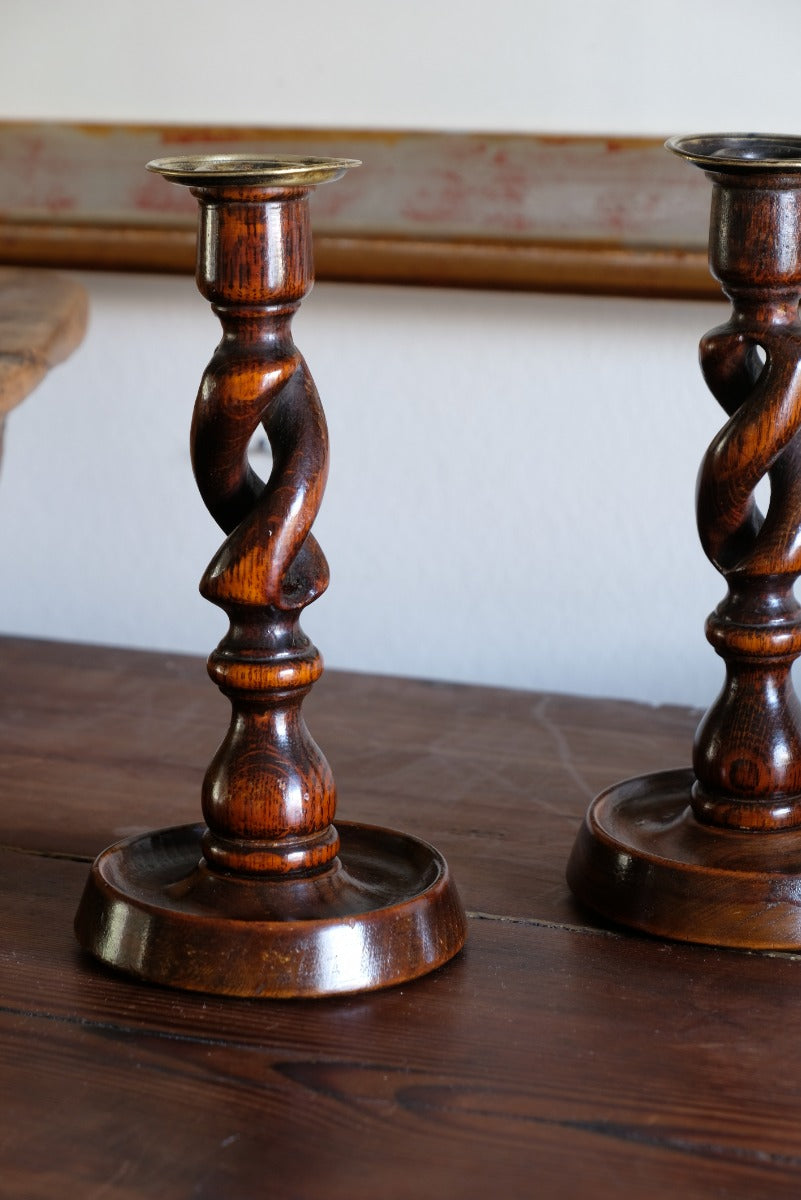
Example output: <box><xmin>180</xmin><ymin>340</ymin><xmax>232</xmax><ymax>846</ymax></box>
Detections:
<box><xmin>567</xmin><ymin>134</ymin><xmax>801</xmax><ymax>948</ymax></box>
<box><xmin>74</xmin><ymin>154</ymin><xmax>466</xmax><ymax>997</ymax></box>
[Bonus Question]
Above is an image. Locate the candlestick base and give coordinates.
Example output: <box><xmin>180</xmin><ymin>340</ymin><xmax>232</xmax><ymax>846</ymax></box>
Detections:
<box><xmin>567</xmin><ymin>768</ymin><xmax>801</xmax><ymax>949</ymax></box>
<box><xmin>75</xmin><ymin>821</ymin><xmax>467</xmax><ymax>998</ymax></box>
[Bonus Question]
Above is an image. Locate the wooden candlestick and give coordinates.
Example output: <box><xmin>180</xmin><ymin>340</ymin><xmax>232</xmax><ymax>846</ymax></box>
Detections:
<box><xmin>74</xmin><ymin>155</ymin><xmax>466</xmax><ymax>996</ymax></box>
<box><xmin>567</xmin><ymin>133</ymin><xmax>801</xmax><ymax>948</ymax></box>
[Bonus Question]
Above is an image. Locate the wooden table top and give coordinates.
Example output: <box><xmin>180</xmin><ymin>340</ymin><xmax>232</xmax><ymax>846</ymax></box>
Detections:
<box><xmin>3</xmin><ymin>635</ymin><xmax>799</xmax><ymax>1199</ymax></box>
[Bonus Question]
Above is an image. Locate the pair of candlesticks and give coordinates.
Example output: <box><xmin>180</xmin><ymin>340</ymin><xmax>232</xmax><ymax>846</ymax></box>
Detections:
<box><xmin>74</xmin><ymin>133</ymin><xmax>801</xmax><ymax>997</ymax></box>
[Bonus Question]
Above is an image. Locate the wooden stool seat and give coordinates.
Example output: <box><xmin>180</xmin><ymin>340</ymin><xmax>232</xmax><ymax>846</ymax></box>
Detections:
<box><xmin>0</xmin><ymin>266</ymin><xmax>87</xmax><ymax>421</ymax></box>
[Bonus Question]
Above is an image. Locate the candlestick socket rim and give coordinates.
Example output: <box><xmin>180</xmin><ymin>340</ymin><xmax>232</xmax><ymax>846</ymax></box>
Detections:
<box><xmin>666</xmin><ymin>133</ymin><xmax>801</xmax><ymax>171</ymax></box>
<box><xmin>146</xmin><ymin>153</ymin><xmax>361</xmax><ymax>187</ymax></box>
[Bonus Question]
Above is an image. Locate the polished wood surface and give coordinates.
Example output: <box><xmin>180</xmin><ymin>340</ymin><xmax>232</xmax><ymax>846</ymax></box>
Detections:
<box><xmin>569</xmin><ymin>134</ymin><xmax>801</xmax><ymax>947</ymax></box>
<box><xmin>74</xmin><ymin>157</ymin><xmax>464</xmax><ymax>997</ymax></box>
<box><xmin>0</xmin><ymin>121</ymin><xmax>717</xmax><ymax>298</ymax></box>
<box><xmin>5</xmin><ymin>636</ymin><xmax>801</xmax><ymax>1197</ymax></box>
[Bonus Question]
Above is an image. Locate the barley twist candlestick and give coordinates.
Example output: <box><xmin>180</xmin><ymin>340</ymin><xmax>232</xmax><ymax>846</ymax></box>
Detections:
<box><xmin>567</xmin><ymin>133</ymin><xmax>801</xmax><ymax>948</ymax></box>
<box><xmin>74</xmin><ymin>155</ymin><xmax>466</xmax><ymax>996</ymax></box>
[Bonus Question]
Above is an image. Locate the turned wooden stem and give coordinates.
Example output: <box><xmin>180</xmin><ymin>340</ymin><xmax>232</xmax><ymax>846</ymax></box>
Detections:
<box><xmin>73</xmin><ymin>153</ymin><xmax>466</xmax><ymax>996</ymax></box>
<box><xmin>566</xmin><ymin>137</ymin><xmax>801</xmax><ymax>949</ymax></box>
<box><xmin>188</xmin><ymin>179</ymin><xmax>338</xmax><ymax>876</ymax></box>
<box><xmin>690</xmin><ymin>164</ymin><xmax>801</xmax><ymax>831</ymax></box>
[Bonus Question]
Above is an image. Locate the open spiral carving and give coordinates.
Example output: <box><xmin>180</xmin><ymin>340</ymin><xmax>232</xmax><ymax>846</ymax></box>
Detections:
<box><xmin>72</xmin><ymin>154</ymin><xmax>467</xmax><ymax>996</ymax></box>
<box><xmin>192</xmin><ymin>317</ymin><xmax>330</xmax><ymax>616</ymax></box>
<box><xmin>693</xmin><ymin>299</ymin><xmax>801</xmax><ymax>828</ymax></box>
<box><xmin>698</xmin><ymin>317</ymin><xmax>801</xmax><ymax>579</ymax></box>
<box><xmin>566</xmin><ymin>140</ymin><xmax>801</xmax><ymax>949</ymax></box>
<box><xmin>179</xmin><ymin>181</ymin><xmax>340</xmax><ymax>878</ymax></box>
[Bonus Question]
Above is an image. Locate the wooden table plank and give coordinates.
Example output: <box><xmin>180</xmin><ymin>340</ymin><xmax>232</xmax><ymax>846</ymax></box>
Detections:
<box><xmin>0</xmin><ymin>636</ymin><xmax>699</xmax><ymax>926</ymax></box>
<box><xmin>2</xmin><ymin>848</ymin><xmax>801</xmax><ymax>1199</ymax></box>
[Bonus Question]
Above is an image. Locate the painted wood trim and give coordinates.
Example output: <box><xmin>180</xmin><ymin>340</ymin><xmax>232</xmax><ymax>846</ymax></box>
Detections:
<box><xmin>0</xmin><ymin>122</ymin><xmax>715</xmax><ymax>298</ymax></box>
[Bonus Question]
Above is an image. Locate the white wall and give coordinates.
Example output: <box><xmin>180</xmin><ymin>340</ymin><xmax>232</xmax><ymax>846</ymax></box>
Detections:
<box><xmin>1</xmin><ymin>1</ymin><xmax>799</xmax><ymax>706</ymax></box>
<box><xmin>3</xmin><ymin>0</ymin><xmax>801</xmax><ymax>135</ymax></box>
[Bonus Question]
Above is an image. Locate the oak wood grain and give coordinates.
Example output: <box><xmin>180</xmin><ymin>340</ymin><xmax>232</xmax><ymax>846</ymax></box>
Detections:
<box><xmin>3</xmin><ymin>847</ymin><xmax>801</xmax><ymax>1198</ymax></box>
<box><xmin>0</xmin><ymin>636</ymin><xmax>698</xmax><ymax>926</ymax></box>
<box><xmin>569</xmin><ymin>134</ymin><xmax>801</xmax><ymax>948</ymax></box>
<box><xmin>64</xmin><ymin>158</ymin><xmax>466</xmax><ymax>998</ymax></box>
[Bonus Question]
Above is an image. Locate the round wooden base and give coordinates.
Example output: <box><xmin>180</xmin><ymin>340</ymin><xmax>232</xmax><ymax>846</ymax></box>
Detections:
<box><xmin>566</xmin><ymin>767</ymin><xmax>801</xmax><ymax>949</ymax></box>
<box><xmin>75</xmin><ymin>821</ymin><xmax>467</xmax><ymax>998</ymax></box>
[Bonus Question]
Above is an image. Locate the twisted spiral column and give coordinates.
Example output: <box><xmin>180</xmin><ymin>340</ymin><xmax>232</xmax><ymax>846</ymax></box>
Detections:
<box><xmin>566</xmin><ymin>136</ymin><xmax>801</xmax><ymax>948</ymax></box>
<box><xmin>189</xmin><ymin>179</ymin><xmax>338</xmax><ymax>877</ymax></box>
<box><xmin>693</xmin><ymin>287</ymin><xmax>801</xmax><ymax>829</ymax></box>
<box><xmin>73</xmin><ymin>155</ymin><xmax>466</xmax><ymax>995</ymax></box>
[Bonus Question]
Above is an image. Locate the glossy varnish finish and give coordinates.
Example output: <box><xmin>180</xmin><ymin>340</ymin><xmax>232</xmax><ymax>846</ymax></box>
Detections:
<box><xmin>73</xmin><ymin>157</ymin><xmax>465</xmax><ymax>996</ymax></box>
<box><xmin>569</xmin><ymin>134</ymin><xmax>801</xmax><ymax>946</ymax></box>
<box><xmin>5</xmin><ymin>637</ymin><xmax>801</xmax><ymax>1197</ymax></box>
